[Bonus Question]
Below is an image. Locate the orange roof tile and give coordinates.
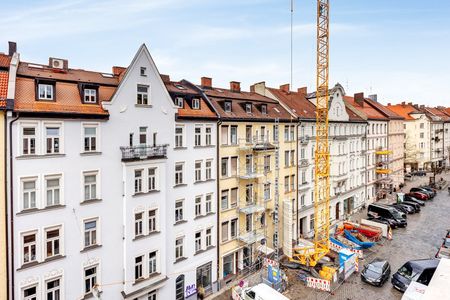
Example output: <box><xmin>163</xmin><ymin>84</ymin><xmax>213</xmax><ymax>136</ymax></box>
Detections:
<box><xmin>385</xmin><ymin>103</ymin><xmax>420</xmax><ymax>120</ymax></box>
<box><xmin>364</xmin><ymin>98</ymin><xmax>404</xmax><ymax>120</ymax></box>
<box><xmin>0</xmin><ymin>54</ymin><xmax>11</xmax><ymax>68</ymax></box>
<box><xmin>0</xmin><ymin>71</ymin><xmax>8</xmax><ymax>99</ymax></box>
<box><xmin>344</xmin><ymin>96</ymin><xmax>389</xmax><ymax>121</ymax></box>
<box><xmin>424</xmin><ymin>107</ymin><xmax>450</xmax><ymax>121</ymax></box>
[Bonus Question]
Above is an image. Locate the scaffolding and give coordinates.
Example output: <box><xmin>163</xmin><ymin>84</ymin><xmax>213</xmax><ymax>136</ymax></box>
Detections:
<box><xmin>236</xmin><ymin>121</ymin><xmax>280</xmax><ymax>275</ymax></box>
<box><xmin>375</xmin><ymin>147</ymin><xmax>393</xmax><ymax>199</ymax></box>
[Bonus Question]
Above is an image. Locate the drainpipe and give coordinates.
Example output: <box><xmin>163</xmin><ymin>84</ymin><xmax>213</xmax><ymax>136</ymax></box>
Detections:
<box><xmin>215</xmin><ymin>119</ymin><xmax>221</xmax><ymax>285</ymax></box>
<box><xmin>364</xmin><ymin>123</ymin><xmax>368</xmax><ymax>207</ymax></box>
<box><xmin>295</xmin><ymin>120</ymin><xmax>300</xmax><ymax>245</ymax></box>
<box><xmin>8</xmin><ymin>113</ymin><xmax>19</xmax><ymax>300</ymax></box>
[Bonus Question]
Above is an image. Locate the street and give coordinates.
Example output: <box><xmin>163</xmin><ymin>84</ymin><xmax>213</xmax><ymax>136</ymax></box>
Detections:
<box><xmin>284</xmin><ymin>173</ymin><xmax>450</xmax><ymax>300</ymax></box>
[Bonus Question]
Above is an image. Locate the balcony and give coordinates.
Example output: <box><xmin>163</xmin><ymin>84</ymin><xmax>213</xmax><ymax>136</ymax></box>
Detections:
<box><xmin>239</xmin><ymin>137</ymin><xmax>275</xmax><ymax>151</ymax></box>
<box><xmin>239</xmin><ymin>202</ymin><xmax>265</xmax><ymax>214</ymax></box>
<box><xmin>300</xmin><ymin>135</ymin><xmax>310</xmax><ymax>144</ymax></box>
<box><xmin>238</xmin><ymin>230</ymin><xmax>265</xmax><ymax>244</ymax></box>
<box><xmin>120</xmin><ymin>144</ymin><xmax>168</xmax><ymax>161</ymax></box>
<box><xmin>299</xmin><ymin>159</ymin><xmax>309</xmax><ymax>168</ymax></box>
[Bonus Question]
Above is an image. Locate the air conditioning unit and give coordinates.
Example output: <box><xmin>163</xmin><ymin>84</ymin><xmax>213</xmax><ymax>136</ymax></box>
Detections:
<box><xmin>49</xmin><ymin>57</ymin><xmax>67</xmax><ymax>70</ymax></box>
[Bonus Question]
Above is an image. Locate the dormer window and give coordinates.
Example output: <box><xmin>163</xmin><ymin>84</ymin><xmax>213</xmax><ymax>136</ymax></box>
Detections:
<box><xmin>140</xmin><ymin>67</ymin><xmax>147</xmax><ymax>76</ymax></box>
<box><xmin>224</xmin><ymin>101</ymin><xmax>232</xmax><ymax>112</ymax></box>
<box><xmin>261</xmin><ymin>104</ymin><xmax>267</xmax><ymax>115</ymax></box>
<box><xmin>84</xmin><ymin>89</ymin><xmax>97</xmax><ymax>103</ymax></box>
<box><xmin>38</xmin><ymin>84</ymin><xmax>54</xmax><ymax>100</ymax></box>
<box><xmin>245</xmin><ymin>103</ymin><xmax>252</xmax><ymax>114</ymax></box>
<box><xmin>192</xmin><ymin>98</ymin><xmax>200</xmax><ymax>109</ymax></box>
<box><xmin>175</xmin><ymin>97</ymin><xmax>184</xmax><ymax>108</ymax></box>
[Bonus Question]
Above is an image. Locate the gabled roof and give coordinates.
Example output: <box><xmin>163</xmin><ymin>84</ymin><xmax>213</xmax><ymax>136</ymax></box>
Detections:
<box><xmin>364</xmin><ymin>98</ymin><xmax>404</xmax><ymax>120</ymax></box>
<box><xmin>202</xmin><ymin>86</ymin><xmax>293</xmax><ymax>122</ymax></box>
<box><xmin>14</xmin><ymin>59</ymin><xmax>120</xmax><ymax>117</ymax></box>
<box><xmin>423</xmin><ymin>107</ymin><xmax>450</xmax><ymax>121</ymax></box>
<box><xmin>163</xmin><ymin>78</ymin><xmax>217</xmax><ymax>120</ymax></box>
<box><xmin>267</xmin><ymin>87</ymin><xmax>316</xmax><ymax>120</ymax></box>
<box><xmin>344</xmin><ymin>96</ymin><xmax>389</xmax><ymax>121</ymax></box>
<box><xmin>0</xmin><ymin>53</ymin><xmax>11</xmax><ymax>109</ymax></box>
<box><xmin>386</xmin><ymin>103</ymin><xmax>424</xmax><ymax>120</ymax></box>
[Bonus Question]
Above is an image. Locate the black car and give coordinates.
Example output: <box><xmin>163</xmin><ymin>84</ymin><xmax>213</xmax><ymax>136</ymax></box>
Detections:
<box><xmin>391</xmin><ymin>259</ymin><xmax>439</xmax><ymax>292</ymax></box>
<box><xmin>410</xmin><ymin>187</ymin><xmax>434</xmax><ymax>199</ymax></box>
<box><xmin>420</xmin><ymin>186</ymin><xmax>437</xmax><ymax>196</ymax></box>
<box><xmin>404</xmin><ymin>195</ymin><xmax>425</xmax><ymax>206</ymax></box>
<box><xmin>391</xmin><ymin>204</ymin><xmax>415</xmax><ymax>214</ymax></box>
<box><xmin>401</xmin><ymin>201</ymin><xmax>421</xmax><ymax>212</ymax></box>
<box><xmin>367</xmin><ymin>203</ymin><xmax>407</xmax><ymax>228</ymax></box>
<box><xmin>361</xmin><ymin>258</ymin><xmax>391</xmax><ymax>287</ymax></box>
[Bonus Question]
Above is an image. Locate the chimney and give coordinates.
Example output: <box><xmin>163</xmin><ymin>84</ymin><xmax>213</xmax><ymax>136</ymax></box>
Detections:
<box><xmin>354</xmin><ymin>92</ymin><xmax>365</xmax><ymax>107</ymax></box>
<box><xmin>230</xmin><ymin>81</ymin><xmax>241</xmax><ymax>92</ymax></box>
<box><xmin>279</xmin><ymin>84</ymin><xmax>290</xmax><ymax>92</ymax></box>
<box><xmin>401</xmin><ymin>101</ymin><xmax>406</xmax><ymax>106</ymax></box>
<box><xmin>201</xmin><ymin>77</ymin><xmax>212</xmax><ymax>88</ymax></box>
<box><xmin>368</xmin><ymin>94</ymin><xmax>377</xmax><ymax>102</ymax></box>
<box><xmin>160</xmin><ymin>74</ymin><xmax>170</xmax><ymax>83</ymax></box>
<box><xmin>387</xmin><ymin>103</ymin><xmax>391</xmax><ymax>106</ymax></box>
<box><xmin>298</xmin><ymin>87</ymin><xmax>307</xmax><ymax>94</ymax></box>
<box><xmin>112</xmin><ymin>66</ymin><xmax>127</xmax><ymax>76</ymax></box>
<box><xmin>408</xmin><ymin>102</ymin><xmax>413</xmax><ymax>105</ymax></box>
<box><xmin>249</xmin><ymin>84</ymin><xmax>255</xmax><ymax>93</ymax></box>
<box><xmin>8</xmin><ymin>41</ymin><xmax>17</xmax><ymax>56</ymax></box>
<box><xmin>420</xmin><ymin>105</ymin><xmax>425</xmax><ymax>109</ymax></box>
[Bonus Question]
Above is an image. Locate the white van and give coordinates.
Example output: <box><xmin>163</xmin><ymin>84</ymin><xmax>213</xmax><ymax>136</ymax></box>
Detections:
<box><xmin>233</xmin><ymin>283</ymin><xmax>290</xmax><ymax>300</ymax></box>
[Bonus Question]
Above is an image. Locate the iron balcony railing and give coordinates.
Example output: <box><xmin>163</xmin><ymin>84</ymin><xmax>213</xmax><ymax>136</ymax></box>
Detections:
<box><xmin>120</xmin><ymin>144</ymin><xmax>168</xmax><ymax>161</ymax></box>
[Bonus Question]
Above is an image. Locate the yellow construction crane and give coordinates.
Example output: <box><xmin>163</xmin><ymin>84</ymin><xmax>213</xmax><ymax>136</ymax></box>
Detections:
<box><xmin>290</xmin><ymin>0</ymin><xmax>331</xmax><ymax>268</ymax></box>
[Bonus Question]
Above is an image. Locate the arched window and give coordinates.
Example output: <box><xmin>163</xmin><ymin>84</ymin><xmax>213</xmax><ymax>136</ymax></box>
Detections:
<box><xmin>176</xmin><ymin>275</ymin><xmax>185</xmax><ymax>300</ymax></box>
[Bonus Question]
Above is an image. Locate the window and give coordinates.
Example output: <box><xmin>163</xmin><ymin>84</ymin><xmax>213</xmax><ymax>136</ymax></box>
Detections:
<box><xmin>230</xmin><ymin>219</ymin><xmax>238</xmax><ymax>238</ymax></box>
<box><xmin>245</xmin><ymin>125</ymin><xmax>252</xmax><ymax>143</ymax></box>
<box><xmin>291</xmin><ymin>175</ymin><xmax>295</xmax><ymax>191</ymax></box>
<box><xmin>205</xmin><ymin>160</ymin><xmax>212</xmax><ymax>180</ymax></box>
<box><xmin>175</xmin><ymin>275</ymin><xmax>185</xmax><ymax>300</ymax></box>
<box><xmin>230</xmin><ymin>126</ymin><xmax>238</xmax><ymax>145</ymax></box>
<box><xmin>192</xmin><ymin>98</ymin><xmax>200</xmax><ymax>109</ymax></box>
<box><xmin>175</xmin><ymin>163</ymin><xmax>184</xmax><ymax>185</ymax></box>
<box><xmin>175</xmin><ymin>125</ymin><xmax>184</xmax><ymax>148</ymax></box>
<box><xmin>140</xmin><ymin>67</ymin><xmax>147</xmax><ymax>76</ymax></box>
<box><xmin>195</xmin><ymin>231</ymin><xmax>202</xmax><ymax>252</ymax></box>
<box><xmin>221</xmin><ymin>221</ymin><xmax>229</xmax><ymax>242</ymax></box>
<box><xmin>195</xmin><ymin>196</ymin><xmax>202</xmax><ymax>217</ymax></box>
<box><xmin>175</xmin><ymin>237</ymin><xmax>184</xmax><ymax>259</ymax></box>
<box><xmin>206</xmin><ymin>194</ymin><xmax>212</xmax><ymax>213</ymax></box>
<box><xmin>46</xmin><ymin>278</ymin><xmax>61</xmax><ymax>300</ymax></box>
<box><xmin>221</xmin><ymin>190</ymin><xmax>229</xmax><ymax>210</ymax></box>
<box><xmin>45</xmin><ymin>227</ymin><xmax>60</xmax><ymax>258</ymax></box>
<box><xmin>284</xmin><ymin>176</ymin><xmax>289</xmax><ymax>192</ymax></box>
<box><xmin>205</xmin><ymin>126</ymin><xmax>212</xmax><ymax>145</ymax></box>
<box><xmin>264</xmin><ymin>155</ymin><xmax>271</xmax><ymax>172</ymax></box>
<box><xmin>284</xmin><ymin>126</ymin><xmax>289</xmax><ymax>141</ymax></box>
<box><xmin>224</xmin><ymin>101</ymin><xmax>232</xmax><ymax>112</ymax></box>
<box><xmin>135</xmin><ymin>212</ymin><xmax>143</xmax><ymax>236</ymax></box>
<box><xmin>22</xmin><ymin>179</ymin><xmax>37</xmax><ymax>210</ymax></box>
<box><xmin>175</xmin><ymin>199</ymin><xmax>184</xmax><ymax>222</ymax></box>
<box><xmin>420</xmin><ymin>132</ymin><xmax>424</xmax><ymax>139</ymax></box>
<box><xmin>84</xmin><ymin>266</ymin><xmax>97</xmax><ymax>294</ymax></box>
<box><xmin>134</xmin><ymin>170</ymin><xmax>143</xmax><ymax>193</ymax></box>
<box><xmin>135</xmin><ymin>256</ymin><xmax>144</xmax><ymax>280</ymax></box>
<box><xmin>420</xmin><ymin>123</ymin><xmax>424</xmax><ymax>129</ymax></box>
<box><xmin>45</xmin><ymin>176</ymin><xmax>61</xmax><ymax>206</ymax></box>
<box><xmin>84</xmin><ymin>219</ymin><xmax>97</xmax><ymax>248</ymax></box>
<box><xmin>284</xmin><ymin>150</ymin><xmax>289</xmax><ymax>167</ymax></box>
<box><xmin>230</xmin><ymin>188</ymin><xmax>238</xmax><ymax>208</ymax></box>
<box><xmin>300</xmin><ymin>194</ymin><xmax>305</xmax><ymax>206</ymax></box>
<box><xmin>221</xmin><ymin>157</ymin><xmax>229</xmax><ymax>177</ymax></box>
<box><xmin>45</xmin><ymin>126</ymin><xmax>60</xmax><ymax>154</ymax></box>
<box><xmin>23</xmin><ymin>233</ymin><xmax>37</xmax><ymax>264</ymax></box>
<box><xmin>261</xmin><ymin>104</ymin><xmax>267</xmax><ymax>114</ymax></box>
<box><xmin>245</xmin><ymin>184</ymin><xmax>253</xmax><ymax>203</ymax></box>
<box><xmin>310</xmin><ymin>214</ymin><xmax>315</xmax><ymax>231</ymax></box>
<box><xmin>22</xmin><ymin>127</ymin><xmax>36</xmax><ymax>155</ymax></box>
<box><xmin>290</xmin><ymin>150</ymin><xmax>295</xmax><ymax>166</ymax></box>
<box><xmin>175</xmin><ymin>97</ymin><xmax>184</xmax><ymax>108</ymax></box>
<box><xmin>84</xmin><ymin>172</ymin><xmax>97</xmax><ymax>201</ymax></box>
<box><xmin>148</xmin><ymin>209</ymin><xmax>157</xmax><ymax>233</ymax></box>
<box><xmin>129</xmin><ymin>133</ymin><xmax>133</xmax><ymax>146</ymax></box>
<box><xmin>195</xmin><ymin>126</ymin><xmax>202</xmax><ymax>146</ymax></box>
<box><xmin>206</xmin><ymin>228</ymin><xmax>212</xmax><ymax>247</ymax></box>
<box><xmin>230</xmin><ymin>157</ymin><xmax>238</xmax><ymax>176</ymax></box>
<box><xmin>83</xmin><ymin>126</ymin><xmax>97</xmax><ymax>152</ymax></box>
<box><xmin>264</xmin><ymin>183</ymin><xmax>270</xmax><ymax>200</ymax></box>
<box><xmin>148</xmin><ymin>251</ymin><xmax>157</xmax><ymax>274</ymax></box>
<box><xmin>195</xmin><ymin>161</ymin><xmax>202</xmax><ymax>182</ymax></box>
<box><xmin>23</xmin><ymin>285</ymin><xmax>37</xmax><ymax>300</ymax></box>
<box><xmin>245</xmin><ymin>214</ymin><xmax>252</xmax><ymax>232</ymax></box>
<box><xmin>137</xmin><ymin>85</ymin><xmax>149</xmax><ymax>105</ymax></box>
<box><xmin>221</xmin><ymin>125</ymin><xmax>229</xmax><ymax>145</ymax></box>
<box><xmin>38</xmin><ymin>83</ymin><xmax>54</xmax><ymax>100</ymax></box>
<box><xmin>290</xmin><ymin>125</ymin><xmax>295</xmax><ymax>141</ymax></box>
<box><xmin>139</xmin><ymin>127</ymin><xmax>147</xmax><ymax>144</ymax></box>
<box><xmin>84</xmin><ymin>89</ymin><xmax>97</xmax><ymax>103</ymax></box>
<box><xmin>245</xmin><ymin>103</ymin><xmax>252</xmax><ymax>113</ymax></box>
<box><xmin>148</xmin><ymin>168</ymin><xmax>156</xmax><ymax>191</ymax></box>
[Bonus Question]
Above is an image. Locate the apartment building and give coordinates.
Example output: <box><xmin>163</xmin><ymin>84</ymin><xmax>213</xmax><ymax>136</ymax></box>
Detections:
<box><xmin>387</xmin><ymin>103</ymin><xmax>433</xmax><ymax>172</ymax></box>
<box><xmin>198</xmin><ymin>78</ymin><xmax>296</xmax><ymax>282</ymax></box>
<box><xmin>163</xmin><ymin>76</ymin><xmax>218</xmax><ymax>297</ymax></box>
<box><xmin>253</xmin><ymin>82</ymin><xmax>367</xmax><ymax>239</ymax></box>
<box><xmin>345</xmin><ymin>93</ymin><xmax>389</xmax><ymax>202</ymax></box>
<box><xmin>363</xmin><ymin>97</ymin><xmax>405</xmax><ymax>190</ymax></box>
<box><xmin>0</xmin><ymin>42</ymin><xmax>16</xmax><ymax>300</ymax></box>
<box><xmin>422</xmin><ymin>107</ymin><xmax>448</xmax><ymax>170</ymax></box>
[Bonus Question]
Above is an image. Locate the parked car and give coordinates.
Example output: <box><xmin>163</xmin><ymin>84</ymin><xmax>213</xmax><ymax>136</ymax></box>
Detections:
<box><xmin>401</xmin><ymin>201</ymin><xmax>421</xmax><ymax>212</ymax></box>
<box><xmin>391</xmin><ymin>259</ymin><xmax>439</xmax><ymax>292</ymax></box>
<box><xmin>404</xmin><ymin>173</ymin><xmax>413</xmax><ymax>181</ymax></box>
<box><xmin>361</xmin><ymin>258</ymin><xmax>391</xmax><ymax>287</ymax></box>
<box><xmin>367</xmin><ymin>203</ymin><xmax>407</xmax><ymax>228</ymax></box>
<box><xmin>412</xmin><ymin>170</ymin><xmax>427</xmax><ymax>176</ymax></box>
<box><xmin>410</xmin><ymin>187</ymin><xmax>434</xmax><ymax>199</ymax></box>
<box><xmin>408</xmin><ymin>192</ymin><xmax>429</xmax><ymax>201</ymax></box>
<box><xmin>404</xmin><ymin>195</ymin><xmax>425</xmax><ymax>206</ymax></box>
<box><xmin>420</xmin><ymin>186</ymin><xmax>437</xmax><ymax>197</ymax></box>
<box><xmin>390</xmin><ymin>203</ymin><xmax>415</xmax><ymax>214</ymax></box>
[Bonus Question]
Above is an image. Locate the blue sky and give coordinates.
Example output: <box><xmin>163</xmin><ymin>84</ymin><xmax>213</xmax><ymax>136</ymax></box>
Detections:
<box><xmin>1</xmin><ymin>0</ymin><xmax>449</xmax><ymax>106</ymax></box>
